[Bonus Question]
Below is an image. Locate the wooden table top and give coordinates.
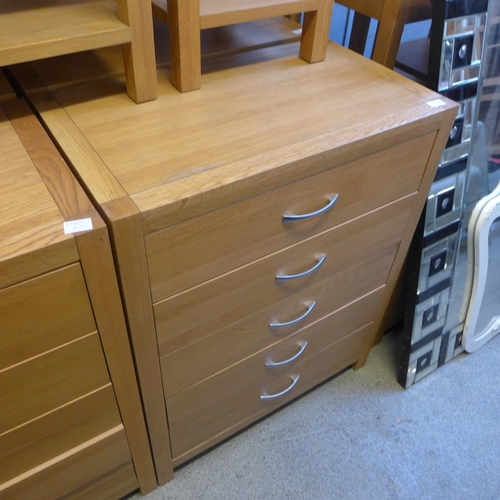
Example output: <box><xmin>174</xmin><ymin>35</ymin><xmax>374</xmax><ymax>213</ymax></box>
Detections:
<box><xmin>27</xmin><ymin>33</ymin><xmax>456</xmax><ymax>233</ymax></box>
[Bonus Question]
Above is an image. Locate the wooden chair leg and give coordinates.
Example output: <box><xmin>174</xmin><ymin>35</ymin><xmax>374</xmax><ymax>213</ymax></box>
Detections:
<box><xmin>371</xmin><ymin>0</ymin><xmax>411</xmax><ymax>68</ymax></box>
<box><xmin>167</xmin><ymin>0</ymin><xmax>201</xmax><ymax>93</ymax></box>
<box><xmin>348</xmin><ymin>11</ymin><xmax>371</xmax><ymax>55</ymax></box>
<box><xmin>116</xmin><ymin>0</ymin><xmax>158</xmax><ymax>103</ymax></box>
<box><xmin>300</xmin><ymin>0</ymin><xmax>334</xmax><ymax>63</ymax></box>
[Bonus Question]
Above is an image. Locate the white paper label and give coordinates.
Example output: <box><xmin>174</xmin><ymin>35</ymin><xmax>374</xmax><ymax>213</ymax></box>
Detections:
<box><xmin>426</xmin><ymin>99</ymin><xmax>447</xmax><ymax>108</ymax></box>
<box><xmin>63</xmin><ymin>218</ymin><xmax>93</xmax><ymax>234</ymax></box>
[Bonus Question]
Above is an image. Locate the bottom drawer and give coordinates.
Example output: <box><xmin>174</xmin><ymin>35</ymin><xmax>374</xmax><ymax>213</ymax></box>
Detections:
<box><xmin>0</xmin><ymin>427</ymin><xmax>135</xmax><ymax>500</ymax></box>
<box><xmin>0</xmin><ymin>386</ymin><xmax>123</xmax><ymax>486</ymax></box>
<box><xmin>168</xmin><ymin>288</ymin><xmax>384</xmax><ymax>462</ymax></box>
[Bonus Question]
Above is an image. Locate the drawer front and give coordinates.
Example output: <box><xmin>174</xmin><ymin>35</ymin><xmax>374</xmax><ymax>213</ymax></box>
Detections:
<box><xmin>0</xmin><ymin>386</ymin><xmax>122</xmax><ymax>485</ymax></box>
<box><xmin>0</xmin><ymin>333</ymin><xmax>111</xmax><ymax>433</ymax></box>
<box><xmin>0</xmin><ymin>263</ymin><xmax>96</xmax><ymax>371</ymax></box>
<box><xmin>161</xmin><ymin>246</ymin><xmax>395</xmax><ymax>398</ymax></box>
<box><xmin>167</xmin><ymin>286</ymin><xmax>384</xmax><ymax>433</ymax></box>
<box><xmin>146</xmin><ymin>134</ymin><xmax>434</xmax><ymax>302</ymax></box>
<box><xmin>155</xmin><ymin>193</ymin><xmax>416</xmax><ymax>356</ymax></box>
<box><xmin>170</xmin><ymin>322</ymin><xmax>373</xmax><ymax>461</ymax></box>
<box><xmin>0</xmin><ymin>428</ymin><xmax>135</xmax><ymax>500</ymax></box>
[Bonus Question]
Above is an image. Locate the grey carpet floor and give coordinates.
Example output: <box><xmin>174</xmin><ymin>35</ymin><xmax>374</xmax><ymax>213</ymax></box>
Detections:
<box><xmin>129</xmin><ymin>330</ymin><xmax>500</xmax><ymax>500</ymax></box>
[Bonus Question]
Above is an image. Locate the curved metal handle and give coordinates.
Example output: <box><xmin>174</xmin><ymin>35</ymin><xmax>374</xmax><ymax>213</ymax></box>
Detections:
<box><xmin>269</xmin><ymin>301</ymin><xmax>316</xmax><ymax>328</ymax></box>
<box><xmin>276</xmin><ymin>254</ymin><xmax>326</xmax><ymax>281</ymax></box>
<box><xmin>283</xmin><ymin>194</ymin><xmax>339</xmax><ymax>222</ymax></box>
<box><xmin>260</xmin><ymin>375</ymin><xmax>300</xmax><ymax>400</ymax></box>
<box><xmin>265</xmin><ymin>341</ymin><xmax>308</xmax><ymax>367</ymax></box>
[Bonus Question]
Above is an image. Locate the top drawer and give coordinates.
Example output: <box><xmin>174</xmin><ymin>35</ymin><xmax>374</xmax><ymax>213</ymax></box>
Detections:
<box><xmin>146</xmin><ymin>133</ymin><xmax>435</xmax><ymax>302</ymax></box>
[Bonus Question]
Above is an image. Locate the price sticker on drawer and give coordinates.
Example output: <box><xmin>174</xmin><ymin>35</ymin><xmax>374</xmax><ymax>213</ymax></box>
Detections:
<box><xmin>63</xmin><ymin>218</ymin><xmax>93</xmax><ymax>234</ymax></box>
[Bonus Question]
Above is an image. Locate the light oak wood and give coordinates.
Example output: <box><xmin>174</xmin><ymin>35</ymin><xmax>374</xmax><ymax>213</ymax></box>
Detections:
<box><xmin>27</xmin><ymin>43</ymin><xmax>456</xmax><ymax>226</ymax></box>
<box><xmin>0</xmin><ymin>386</ymin><xmax>121</xmax><ymax>484</ymax></box>
<box><xmin>21</xmin><ymin>36</ymin><xmax>457</xmax><ymax>481</ymax></box>
<box><xmin>100</xmin><ymin>197</ymin><xmax>174</xmax><ymax>485</ymax></box>
<box><xmin>167</xmin><ymin>0</ymin><xmax>202</xmax><ymax>91</ymax></box>
<box><xmin>0</xmin><ymin>105</ymin><xmax>79</xmax><ymax>289</ymax></box>
<box><xmin>0</xmin><ymin>0</ymin><xmax>130</xmax><ymax>67</ymax></box>
<box><xmin>169</xmin><ymin>310</ymin><xmax>377</xmax><ymax>459</ymax></box>
<box><xmin>75</xmin><ymin>223</ymin><xmax>158</xmax><ymax>493</ymax></box>
<box><xmin>0</xmin><ymin>427</ymin><xmax>134</xmax><ymax>500</ymax></box>
<box><xmin>59</xmin><ymin>462</ymin><xmax>139</xmax><ymax>500</ymax></box>
<box><xmin>0</xmin><ymin>333</ymin><xmax>110</xmax><ymax>434</ymax></box>
<box><xmin>0</xmin><ymin>264</ymin><xmax>96</xmax><ymax>371</ymax></box>
<box><xmin>0</xmin><ymin>98</ymin><xmax>156</xmax><ymax>494</ymax></box>
<box><xmin>167</xmin><ymin>287</ymin><xmax>384</xmax><ymax>433</ymax></box>
<box><xmin>161</xmin><ymin>244</ymin><xmax>396</xmax><ymax>397</ymax></box>
<box><xmin>0</xmin><ymin>0</ymin><xmax>156</xmax><ymax>103</ymax></box>
<box><xmin>146</xmin><ymin>135</ymin><xmax>434</xmax><ymax>301</ymax></box>
<box><xmin>173</xmin><ymin>324</ymin><xmax>372</xmax><ymax>465</ymax></box>
<box><xmin>155</xmin><ymin>193</ymin><xmax>415</xmax><ymax>357</ymax></box>
<box><xmin>336</xmin><ymin>0</ymin><xmax>431</xmax><ymax>68</ymax></box>
<box><xmin>154</xmin><ymin>0</ymin><xmax>332</xmax><ymax>91</ymax></box>
<box><xmin>5</xmin><ymin>98</ymin><xmax>158</xmax><ymax>491</ymax></box>
<box><xmin>6</xmin><ymin>18</ymin><xmax>299</xmax><ymax>95</ymax></box>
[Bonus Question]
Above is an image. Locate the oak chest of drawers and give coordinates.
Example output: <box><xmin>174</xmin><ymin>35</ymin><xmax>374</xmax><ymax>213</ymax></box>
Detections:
<box><xmin>15</xmin><ymin>37</ymin><xmax>457</xmax><ymax>483</ymax></box>
<box><xmin>0</xmin><ymin>95</ymin><xmax>157</xmax><ymax>498</ymax></box>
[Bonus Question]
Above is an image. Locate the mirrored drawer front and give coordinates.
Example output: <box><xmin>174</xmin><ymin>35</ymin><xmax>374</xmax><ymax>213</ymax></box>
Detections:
<box><xmin>169</xmin><ymin>315</ymin><xmax>375</xmax><ymax>462</ymax></box>
<box><xmin>0</xmin><ymin>333</ymin><xmax>111</xmax><ymax>434</ymax></box>
<box><xmin>146</xmin><ymin>134</ymin><xmax>434</xmax><ymax>302</ymax></box>
<box><xmin>155</xmin><ymin>193</ymin><xmax>416</xmax><ymax>358</ymax></box>
<box><xmin>166</xmin><ymin>287</ymin><xmax>384</xmax><ymax>457</ymax></box>
<box><xmin>0</xmin><ymin>263</ymin><xmax>96</xmax><ymax>371</ymax></box>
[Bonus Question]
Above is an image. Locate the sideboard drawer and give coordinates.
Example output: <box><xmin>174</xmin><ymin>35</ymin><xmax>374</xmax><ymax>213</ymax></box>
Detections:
<box><xmin>146</xmin><ymin>134</ymin><xmax>434</xmax><ymax>302</ymax></box>
<box><xmin>0</xmin><ymin>264</ymin><xmax>96</xmax><ymax>370</ymax></box>
<box><xmin>169</xmin><ymin>318</ymin><xmax>375</xmax><ymax>462</ymax></box>
<box><xmin>0</xmin><ymin>333</ymin><xmax>111</xmax><ymax>434</ymax></box>
<box><xmin>155</xmin><ymin>193</ymin><xmax>417</xmax><ymax>356</ymax></box>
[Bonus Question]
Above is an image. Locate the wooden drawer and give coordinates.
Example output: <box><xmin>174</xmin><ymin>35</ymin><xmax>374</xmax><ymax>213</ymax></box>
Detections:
<box><xmin>169</xmin><ymin>318</ymin><xmax>374</xmax><ymax>461</ymax></box>
<box><xmin>155</xmin><ymin>194</ymin><xmax>415</xmax><ymax>357</ymax></box>
<box><xmin>0</xmin><ymin>98</ymin><xmax>157</xmax><ymax>492</ymax></box>
<box><xmin>0</xmin><ymin>386</ymin><xmax>121</xmax><ymax>486</ymax></box>
<box><xmin>0</xmin><ymin>263</ymin><xmax>96</xmax><ymax>370</ymax></box>
<box><xmin>0</xmin><ymin>427</ymin><xmax>136</xmax><ymax>500</ymax></box>
<box><xmin>161</xmin><ymin>245</ymin><xmax>395</xmax><ymax>398</ymax></box>
<box><xmin>0</xmin><ymin>333</ymin><xmax>110</xmax><ymax>434</ymax></box>
<box><xmin>146</xmin><ymin>134</ymin><xmax>434</xmax><ymax>302</ymax></box>
<box><xmin>167</xmin><ymin>286</ymin><xmax>384</xmax><ymax>435</ymax></box>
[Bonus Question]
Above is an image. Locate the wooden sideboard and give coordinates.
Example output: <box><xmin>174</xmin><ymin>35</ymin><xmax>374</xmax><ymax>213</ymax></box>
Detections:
<box><xmin>0</xmin><ymin>96</ymin><xmax>157</xmax><ymax>499</ymax></box>
<box><xmin>11</xmin><ymin>28</ymin><xmax>457</xmax><ymax>484</ymax></box>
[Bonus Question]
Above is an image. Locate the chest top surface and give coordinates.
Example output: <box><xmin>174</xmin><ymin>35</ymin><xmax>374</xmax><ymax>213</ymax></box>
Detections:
<box><xmin>0</xmin><ymin>104</ymin><xmax>67</xmax><ymax>257</ymax></box>
<box><xmin>33</xmin><ymin>40</ymin><xmax>457</xmax><ymax>229</ymax></box>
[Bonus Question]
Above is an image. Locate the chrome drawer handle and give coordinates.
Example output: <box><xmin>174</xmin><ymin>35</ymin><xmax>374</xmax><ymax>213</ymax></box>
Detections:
<box><xmin>276</xmin><ymin>254</ymin><xmax>326</xmax><ymax>281</ymax></box>
<box><xmin>269</xmin><ymin>301</ymin><xmax>316</xmax><ymax>328</ymax></box>
<box><xmin>260</xmin><ymin>374</ymin><xmax>300</xmax><ymax>400</ymax></box>
<box><xmin>265</xmin><ymin>341</ymin><xmax>308</xmax><ymax>367</ymax></box>
<box><xmin>283</xmin><ymin>194</ymin><xmax>339</xmax><ymax>222</ymax></box>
